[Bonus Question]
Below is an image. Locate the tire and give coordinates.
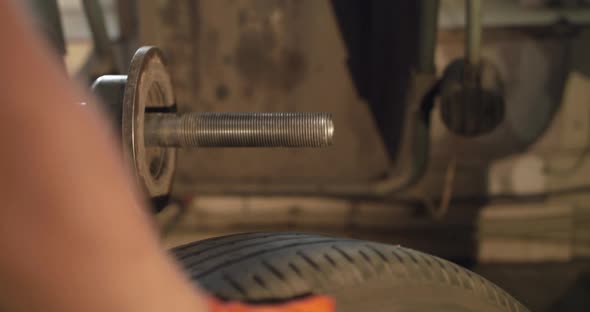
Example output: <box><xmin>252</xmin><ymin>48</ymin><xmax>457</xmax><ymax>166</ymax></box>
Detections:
<box><xmin>172</xmin><ymin>233</ymin><xmax>529</xmax><ymax>312</ymax></box>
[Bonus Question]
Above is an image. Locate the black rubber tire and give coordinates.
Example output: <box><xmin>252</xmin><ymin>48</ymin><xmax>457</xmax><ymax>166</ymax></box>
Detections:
<box><xmin>172</xmin><ymin>233</ymin><xmax>529</xmax><ymax>312</ymax></box>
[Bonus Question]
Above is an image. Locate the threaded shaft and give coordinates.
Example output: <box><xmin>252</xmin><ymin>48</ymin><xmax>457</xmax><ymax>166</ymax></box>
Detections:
<box><xmin>144</xmin><ymin>112</ymin><xmax>334</xmax><ymax>148</ymax></box>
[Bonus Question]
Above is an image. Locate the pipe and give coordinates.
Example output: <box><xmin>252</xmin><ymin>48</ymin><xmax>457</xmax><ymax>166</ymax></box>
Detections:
<box><xmin>417</xmin><ymin>0</ymin><xmax>440</xmax><ymax>73</ymax></box>
<box><xmin>81</xmin><ymin>0</ymin><xmax>116</xmax><ymax>69</ymax></box>
<box><xmin>26</xmin><ymin>0</ymin><xmax>66</xmax><ymax>57</ymax></box>
<box><xmin>466</xmin><ymin>0</ymin><xmax>482</xmax><ymax>67</ymax></box>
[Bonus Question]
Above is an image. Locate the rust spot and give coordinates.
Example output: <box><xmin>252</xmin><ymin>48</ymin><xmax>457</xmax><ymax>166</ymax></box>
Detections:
<box><xmin>243</xmin><ymin>86</ymin><xmax>254</xmax><ymax>98</ymax></box>
<box><xmin>215</xmin><ymin>84</ymin><xmax>230</xmax><ymax>100</ymax></box>
<box><xmin>235</xmin><ymin>28</ymin><xmax>307</xmax><ymax>92</ymax></box>
<box><xmin>159</xmin><ymin>4</ymin><xmax>177</xmax><ymax>25</ymax></box>
<box><xmin>206</xmin><ymin>29</ymin><xmax>219</xmax><ymax>46</ymax></box>
<box><xmin>238</xmin><ymin>9</ymin><xmax>248</xmax><ymax>26</ymax></box>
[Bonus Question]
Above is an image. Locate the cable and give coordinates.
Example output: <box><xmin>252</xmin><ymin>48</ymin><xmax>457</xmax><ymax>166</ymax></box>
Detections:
<box><xmin>421</xmin><ymin>156</ymin><xmax>457</xmax><ymax>220</ymax></box>
<box><xmin>437</xmin><ymin>156</ymin><xmax>457</xmax><ymax>218</ymax></box>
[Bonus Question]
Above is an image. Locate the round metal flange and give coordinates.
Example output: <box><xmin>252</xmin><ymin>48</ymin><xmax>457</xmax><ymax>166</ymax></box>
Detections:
<box><xmin>440</xmin><ymin>58</ymin><xmax>505</xmax><ymax>137</ymax></box>
<box><xmin>122</xmin><ymin>46</ymin><xmax>176</xmax><ymax>199</ymax></box>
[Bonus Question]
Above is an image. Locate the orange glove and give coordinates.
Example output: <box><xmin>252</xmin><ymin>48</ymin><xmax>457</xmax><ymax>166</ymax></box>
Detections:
<box><xmin>208</xmin><ymin>295</ymin><xmax>335</xmax><ymax>312</ymax></box>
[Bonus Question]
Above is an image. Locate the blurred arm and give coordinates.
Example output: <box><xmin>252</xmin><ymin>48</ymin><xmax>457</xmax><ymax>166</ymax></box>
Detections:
<box><xmin>0</xmin><ymin>2</ymin><xmax>207</xmax><ymax>312</ymax></box>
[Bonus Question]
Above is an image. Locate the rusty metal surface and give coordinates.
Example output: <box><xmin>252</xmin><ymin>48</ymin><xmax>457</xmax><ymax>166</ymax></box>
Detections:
<box><xmin>137</xmin><ymin>0</ymin><xmax>389</xmax><ymax>190</ymax></box>
<box><xmin>136</xmin><ymin>0</ymin><xmax>573</xmax><ymax>200</ymax></box>
<box><xmin>122</xmin><ymin>47</ymin><xmax>177</xmax><ymax>198</ymax></box>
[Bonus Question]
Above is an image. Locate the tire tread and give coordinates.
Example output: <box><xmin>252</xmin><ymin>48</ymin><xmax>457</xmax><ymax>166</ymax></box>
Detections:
<box><xmin>173</xmin><ymin>233</ymin><xmax>527</xmax><ymax>311</ymax></box>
